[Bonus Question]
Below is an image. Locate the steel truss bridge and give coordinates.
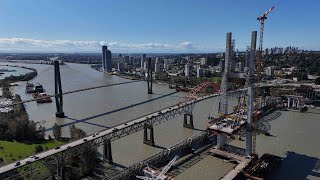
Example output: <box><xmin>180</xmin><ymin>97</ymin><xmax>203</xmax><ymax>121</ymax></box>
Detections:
<box><xmin>0</xmin><ymin>89</ymin><xmax>246</xmax><ymax>179</ymax></box>
<box><xmin>109</xmin><ymin>131</ymin><xmax>210</xmax><ymax>180</ymax></box>
<box><xmin>0</xmin><ymin>85</ymin><xmax>246</xmax><ymax>179</ymax></box>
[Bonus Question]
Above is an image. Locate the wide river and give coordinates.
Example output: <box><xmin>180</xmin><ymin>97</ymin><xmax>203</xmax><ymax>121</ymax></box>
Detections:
<box><xmin>1</xmin><ymin>62</ymin><xmax>319</xmax><ymax>179</ymax></box>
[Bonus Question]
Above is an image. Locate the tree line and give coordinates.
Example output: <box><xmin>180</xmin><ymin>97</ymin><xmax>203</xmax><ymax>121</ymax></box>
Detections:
<box><xmin>52</xmin><ymin>123</ymin><xmax>98</xmax><ymax>179</ymax></box>
<box><xmin>0</xmin><ymin>92</ymin><xmax>45</xmax><ymax>141</ymax></box>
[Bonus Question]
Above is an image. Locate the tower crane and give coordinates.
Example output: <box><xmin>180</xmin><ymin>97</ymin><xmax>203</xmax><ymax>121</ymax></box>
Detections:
<box><xmin>253</xmin><ymin>6</ymin><xmax>275</xmax><ymax>155</ymax></box>
<box><xmin>256</xmin><ymin>5</ymin><xmax>274</xmax><ymax>89</ymax></box>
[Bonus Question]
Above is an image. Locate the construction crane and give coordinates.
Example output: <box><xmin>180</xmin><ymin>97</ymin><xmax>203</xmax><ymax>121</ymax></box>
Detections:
<box><xmin>136</xmin><ymin>155</ymin><xmax>178</xmax><ymax>180</ymax></box>
<box><xmin>253</xmin><ymin>5</ymin><xmax>275</xmax><ymax>155</ymax></box>
<box><xmin>256</xmin><ymin>5</ymin><xmax>275</xmax><ymax>90</ymax></box>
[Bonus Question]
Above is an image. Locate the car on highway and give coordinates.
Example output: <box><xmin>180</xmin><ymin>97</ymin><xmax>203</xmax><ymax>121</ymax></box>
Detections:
<box><xmin>15</xmin><ymin>162</ymin><xmax>21</xmax><ymax>167</ymax></box>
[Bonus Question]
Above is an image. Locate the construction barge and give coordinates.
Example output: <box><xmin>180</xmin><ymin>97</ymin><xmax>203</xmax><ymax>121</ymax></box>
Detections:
<box><xmin>32</xmin><ymin>92</ymin><xmax>52</xmax><ymax>103</ymax></box>
<box><xmin>236</xmin><ymin>153</ymin><xmax>282</xmax><ymax>180</ymax></box>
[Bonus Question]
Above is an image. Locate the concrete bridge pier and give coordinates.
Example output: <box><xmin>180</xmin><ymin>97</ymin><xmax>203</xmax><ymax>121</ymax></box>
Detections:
<box><xmin>183</xmin><ymin>113</ymin><xmax>194</xmax><ymax>129</ymax></box>
<box><xmin>56</xmin><ymin>157</ymin><xmax>65</xmax><ymax>180</ymax></box>
<box><xmin>147</xmin><ymin>57</ymin><xmax>153</xmax><ymax>94</ymax></box>
<box><xmin>54</xmin><ymin>60</ymin><xmax>65</xmax><ymax>118</ymax></box>
<box><xmin>103</xmin><ymin>139</ymin><xmax>113</xmax><ymax>164</ymax></box>
<box><xmin>217</xmin><ymin>134</ymin><xmax>226</xmax><ymax>149</ymax></box>
<box><xmin>143</xmin><ymin>124</ymin><xmax>155</xmax><ymax>146</ymax></box>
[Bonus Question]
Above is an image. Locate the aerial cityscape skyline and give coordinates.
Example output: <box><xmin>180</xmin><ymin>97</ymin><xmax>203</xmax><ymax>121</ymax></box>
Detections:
<box><xmin>0</xmin><ymin>0</ymin><xmax>319</xmax><ymax>53</ymax></box>
<box><xmin>0</xmin><ymin>1</ymin><xmax>320</xmax><ymax>179</ymax></box>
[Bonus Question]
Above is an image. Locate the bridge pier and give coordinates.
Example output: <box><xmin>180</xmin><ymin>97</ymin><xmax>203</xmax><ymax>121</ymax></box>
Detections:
<box><xmin>56</xmin><ymin>156</ymin><xmax>65</xmax><ymax>180</ymax></box>
<box><xmin>217</xmin><ymin>134</ymin><xmax>226</xmax><ymax>149</ymax></box>
<box><xmin>143</xmin><ymin>124</ymin><xmax>155</xmax><ymax>146</ymax></box>
<box><xmin>103</xmin><ymin>139</ymin><xmax>113</xmax><ymax>164</ymax></box>
<box><xmin>147</xmin><ymin>57</ymin><xmax>153</xmax><ymax>94</ymax></box>
<box><xmin>54</xmin><ymin>61</ymin><xmax>65</xmax><ymax>118</ymax></box>
<box><xmin>183</xmin><ymin>113</ymin><xmax>194</xmax><ymax>129</ymax></box>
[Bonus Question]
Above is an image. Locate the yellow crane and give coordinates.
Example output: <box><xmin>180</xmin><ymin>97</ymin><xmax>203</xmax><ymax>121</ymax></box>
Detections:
<box><xmin>253</xmin><ymin>5</ymin><xmax>275</xmax><ymax>155</ymax></box>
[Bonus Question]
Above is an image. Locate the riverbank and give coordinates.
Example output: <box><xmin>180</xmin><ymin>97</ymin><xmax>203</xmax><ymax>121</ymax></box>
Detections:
<box><xmin>0</xmin><ymin>64</ymin><xmax>37</xmax><ymax>83</ymax></box>
<box><xmin>0</xmin><ymin>80</ymin><xmax>64</xmax><ymax>166</ymax></box>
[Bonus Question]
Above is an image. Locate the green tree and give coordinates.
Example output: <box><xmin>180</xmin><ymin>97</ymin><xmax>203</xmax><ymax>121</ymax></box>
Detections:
<box><xmin>65</xmin><ymin>126</ymin><xmax>97</xmax><ymax>178</ymax></box>
<box><xmin>52</xmin><ymin>123</ymin><xmax>61</xmax><ymax>140</ymax></box>
<box><xmin>35</xmin><ymin>145</ymin><xmax>44</xmax><ymax>153</ymax></box>
<box><xmin>69</xmin><ymin>124</ymin><xmax>86</xmax><ymax>140</ymax></box>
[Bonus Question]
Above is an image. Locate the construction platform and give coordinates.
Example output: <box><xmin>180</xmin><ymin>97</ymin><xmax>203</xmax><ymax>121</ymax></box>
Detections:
<box><xmin>210</xmin><ymin>148</ymin><xmax>251</xmax><ymax>180</ymax></box>
<box><xmin>207</xmin><ymin>103</ymin><xmax>278</xmax><ymax>135</ymax></box>
<box><xmin>240</xmin><ymin>153</ymin><xmax>282</xmax><ymax>180</ymax></box>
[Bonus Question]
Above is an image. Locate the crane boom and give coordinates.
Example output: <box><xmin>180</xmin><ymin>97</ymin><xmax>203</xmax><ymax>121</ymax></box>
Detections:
<box><xmin>253</xmin><ymin>6</ymin><xmax>274</xmax><ymax>155</ymax></box>
<box><xmin>258</xmin><ymin>6</ymin><xmax>275</xmax><ymax>20</ymax></box>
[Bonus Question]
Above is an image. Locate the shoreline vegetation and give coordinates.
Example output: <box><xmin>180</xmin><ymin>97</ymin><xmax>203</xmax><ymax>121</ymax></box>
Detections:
<box><xmin>0</xmin><ymin>65</ymin><xmax>38</xmax><ymax>84</ymax></box>
<box><xmin>0</xmin><ymin>65</ymin><xmax>62</xmax><ymax>166</ymax></box>
<box><xmin>0</xmin><ymin>68</ymin><xmax>98</xmax><ymax>178</ymax></box>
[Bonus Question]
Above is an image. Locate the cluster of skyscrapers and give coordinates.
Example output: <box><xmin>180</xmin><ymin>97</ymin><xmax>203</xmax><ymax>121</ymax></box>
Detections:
<box><xmin>264</xmin><ymin>46</ymin><xmax>300</xmax><ymax>55</ymax></box>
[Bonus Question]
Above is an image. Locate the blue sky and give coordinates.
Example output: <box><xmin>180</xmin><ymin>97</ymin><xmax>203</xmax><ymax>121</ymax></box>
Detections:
<box><xmin>0</xmin><ymin>0</ymin><xmax>319</xmax><ymax>53</ymax></box>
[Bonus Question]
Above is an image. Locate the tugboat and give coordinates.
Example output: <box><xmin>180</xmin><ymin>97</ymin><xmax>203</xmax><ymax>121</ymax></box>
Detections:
<box><xmin>34</xmin><ymin>83</ymin><xmax>44</xmax><ymax>93</ymax></box>
<box><xmin>25</xmin><ymin>82</ymin><xmax>35</xmax><ymax>93</ymax></box>
<box><xmin>26</xmin><ymin>83</ymin><xmax>44</xmax><ymax>93</ymax></box>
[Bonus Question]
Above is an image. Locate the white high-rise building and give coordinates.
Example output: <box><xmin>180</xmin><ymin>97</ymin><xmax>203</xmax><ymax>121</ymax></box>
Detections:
<box><xmin>163</xmin><ymin>59</ymin><xmax>169</xmax><ymax>70</ymax></box>
<box><xmin>200</xmin><ymin>57</ymin><xmax>207</xmax><ymax>66</ymax></box>
<box><xmin>197</xmin><ymin>68</ymin><xmax>204</xmax><ymax>78</ymax></box>
<box><xmin>185</xmin><ymin>64</ymin><xmax>192</xmax><ymax>77</ymax></box>
<box><xmin>141</xmin><ymin>54</ymin><xmax>146</xmax><ymax>69</ymax></box>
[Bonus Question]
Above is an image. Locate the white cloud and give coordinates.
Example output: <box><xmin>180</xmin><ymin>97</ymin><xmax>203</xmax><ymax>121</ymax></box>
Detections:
<box><xmin>0</xmin><ymin>37</ymin><xmax>207</xmax><ymax>53</ymax></box>
<box><xmin>178</xmin><ymin>41</ymin><xmax>195</xmax><ymax>50</ymax></box>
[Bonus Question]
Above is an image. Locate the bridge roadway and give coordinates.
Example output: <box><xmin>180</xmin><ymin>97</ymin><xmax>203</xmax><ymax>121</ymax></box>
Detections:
<box><xmin>0</xmin><ymin>89</ymin><xmax>246</xmax><ymax>178</ymax></box>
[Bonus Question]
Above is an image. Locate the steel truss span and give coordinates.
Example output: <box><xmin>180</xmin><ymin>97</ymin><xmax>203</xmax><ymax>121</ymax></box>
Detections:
<box><xmin>0</xmin><ymin>89</ymin><xmax>246</xmax><ymax>179</ymax></box>
<box><xmin>0</xmin><ymin>93</ymin><xmax>222</xmax><ymax>179</ymax></box>
<box><xmin>109</xmin><ymin>132</ymin><xmax>209</xmax><ymax>180</ymax></box>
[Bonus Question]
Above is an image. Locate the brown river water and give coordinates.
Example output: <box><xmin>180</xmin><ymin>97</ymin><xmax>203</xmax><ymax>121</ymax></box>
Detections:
<box><xmin>1</xmin><ymin>62</ymin><xmax>319</xmax><ymax>180</ymax></box>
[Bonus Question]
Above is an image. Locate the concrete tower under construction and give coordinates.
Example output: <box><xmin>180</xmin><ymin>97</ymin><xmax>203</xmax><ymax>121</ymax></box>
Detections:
<box><xmin>217</xmin><ymin>32</ymin><xmax>232</xmax><ymax>149</ymax></box>
<box><xmin>245</xmin><ymin>31</ymin><xmax>257</xmax><ymax>156</ymax></box>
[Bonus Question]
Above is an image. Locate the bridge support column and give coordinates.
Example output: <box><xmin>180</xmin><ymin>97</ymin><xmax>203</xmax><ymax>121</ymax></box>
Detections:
<box><xmin>143</xmin><ymin>124</ymin><xmax>155</xmax><ymax>146</ymax></box>
<box><xmin>147</xmin><ymin>57</ymin><xmax>153</xmax><ymax>94</ymax></box>
<box><xmin>103</xmin><ymin>139</ymin><xmax>113</xmax><ymax>164</ymax></box>
<box><xmin>56</xmin><ymin>157</ymin><xmax>65</xmax><ymax>180</ymax></box>
<box><xmin>217</xmin><ymin>134</ymin><xmax>226</xmax><ymax>149</ymax></box>
<box><xmin>54</xmin><ymin>60</ymin><xmax>65</xmax><ymax>118</ymax></box>
<box><xmin>183</xmin><ymin>113</ymin><xmax>194</xmax><ymax>129</ymax></box>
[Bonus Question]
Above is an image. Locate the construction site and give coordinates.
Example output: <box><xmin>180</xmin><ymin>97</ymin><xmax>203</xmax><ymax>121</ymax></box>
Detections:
<box><xmin>1</xmin><ymin>4</ymin><xmax>319</xmax><ymax>180</ymax></box>
<box><xmin>131</xmin><ymin>6</ymin><xmax>301</xmax><ymax>180</ymax></box>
